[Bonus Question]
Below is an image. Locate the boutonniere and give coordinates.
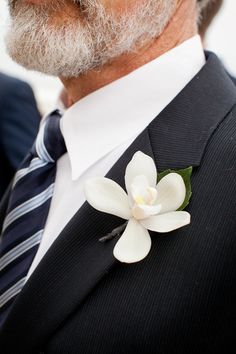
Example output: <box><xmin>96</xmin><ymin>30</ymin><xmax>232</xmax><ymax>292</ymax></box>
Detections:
<box><xmin>85</xmin><ymin>152</ymin><xmax>192</xmax><ymax>264</ymax></box>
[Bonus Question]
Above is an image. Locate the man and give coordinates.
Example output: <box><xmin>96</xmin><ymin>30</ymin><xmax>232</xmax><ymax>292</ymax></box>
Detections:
<box><xmin>0</xmin><ymin>73</ymin><xmax>40</xmax><ymax>199</ymax></box>
<box><xmin>0</xmin><ymin>0</ymin><xmax>236</xmax><ymax>353</ymax></box>
<box><xmin>198</xmin><ymin>0</ymin><xmax>236</xmax><ymax>84</ymax></box>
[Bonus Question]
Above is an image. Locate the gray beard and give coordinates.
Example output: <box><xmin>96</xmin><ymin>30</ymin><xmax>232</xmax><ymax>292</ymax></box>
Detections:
<box><xmin>6</xmin><ymin>0</ymin><xmax>176</xmax><ymax>78</ymax></box>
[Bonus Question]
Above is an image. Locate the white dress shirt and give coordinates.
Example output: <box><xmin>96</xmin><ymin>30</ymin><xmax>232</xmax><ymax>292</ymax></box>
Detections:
<box><xmin>26</xmin><ymin>35</ymin><xmax>205</xmax><ymax>281</ymax></box>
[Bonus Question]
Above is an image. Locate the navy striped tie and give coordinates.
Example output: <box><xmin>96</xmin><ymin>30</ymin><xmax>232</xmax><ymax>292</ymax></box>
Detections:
<box><xmin>0</xmin><ymin>110</ymin><xmax>66</xmax><ymax>326</ymax></box>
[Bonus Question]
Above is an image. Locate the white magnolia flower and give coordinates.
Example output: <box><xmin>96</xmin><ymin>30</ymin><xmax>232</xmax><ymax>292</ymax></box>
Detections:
<box><xmin>85</xmin><ymin>152</ymin><xmax>191</xmax><ymax>263</ymax></box>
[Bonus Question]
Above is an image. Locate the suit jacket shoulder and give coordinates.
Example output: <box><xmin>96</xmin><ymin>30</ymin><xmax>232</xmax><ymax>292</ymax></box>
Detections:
<box><xmin>0</xmin><ymin>73</ymin><xmax>33</xmax><ymax>98</ymax></box>
<box><xmin>0</xmin><ymin>73</ymin><xmax>40</xmax><ymax>198</ymax></box>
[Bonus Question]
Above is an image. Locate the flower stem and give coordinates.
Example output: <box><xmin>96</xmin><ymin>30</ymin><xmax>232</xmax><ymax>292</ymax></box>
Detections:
<box><xmin>99</xmin><ymin>221</ymin><xmax>128</xmax><ymax>243</ymax></box>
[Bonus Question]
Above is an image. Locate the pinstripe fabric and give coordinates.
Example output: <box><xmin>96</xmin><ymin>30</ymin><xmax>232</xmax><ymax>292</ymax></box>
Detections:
<box><xmin>0</xmin><ymin>110</ymin><xmax>66</xmax><ymax>326</ymax></box>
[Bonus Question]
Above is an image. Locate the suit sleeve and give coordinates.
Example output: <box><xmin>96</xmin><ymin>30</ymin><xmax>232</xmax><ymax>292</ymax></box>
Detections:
<box><xmin>1</xmin><ymin>81</ymin><xmax>41</xmax><ymax>169</ymax></box>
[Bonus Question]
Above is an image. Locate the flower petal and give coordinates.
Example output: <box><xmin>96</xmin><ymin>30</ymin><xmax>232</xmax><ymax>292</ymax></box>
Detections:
<box><xmin>156</xmin><ymin>173</ymin><xmax>186</xmax><ymax>213</ymax></box>
<box><xmin>140</xmin><ymin>211</ymin><xmax>191</xmax><ymax>233</ymax></box>
<box><xmin>130</xmin><ymin>175</ymin><xmax>151</xmax><ymax>204</ymax></box>
<box><xmin>125</xmin><ymin>152</ymin><xmax>157</xmax><ymax>196</ymax></box>
<box><xmin>113</xmin><ymin>218</ymin><xmax>152</xmax><ymax>263</ymax></box>
<box><xmin>85</xmin><ymin>177</ymin><xmax>131</xmax><ymax>220</ymax></box>
<box><xmin>132</xmin><ymin>203</ymin><xmax>162</xmax><ymax>220</ymax></box>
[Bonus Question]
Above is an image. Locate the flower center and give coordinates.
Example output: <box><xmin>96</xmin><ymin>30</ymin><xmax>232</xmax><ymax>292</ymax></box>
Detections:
<box><xmin>133</xmin><ymin>186</ymin><xmax>157</xmax><ymax>206</ymax></box>
<box><xmin>134</xmin><ymin>195</ymin><xmax>146</xmax><ymax>205</ymax></box>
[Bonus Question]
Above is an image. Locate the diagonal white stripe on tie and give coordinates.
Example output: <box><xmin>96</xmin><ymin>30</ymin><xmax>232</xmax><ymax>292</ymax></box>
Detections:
<box><xmin>2</xmin><ymin>184</ymin><xmax>54</xmax><ymax>232</ymax></box>
<box><xmin>36</xmin><ymin>122</ymin><xmax>54</xmax><ymax>163</ymax></box>
<box><xmin>0</xmin><ymin>277</ymin><xmax>27</xmax><ymax>308</ymax></box>
<box><xmin>0</xmin><ymin>230</ymin><xmax>43</xmax><ymax>272</ymax></box>
<box><xmin>13</xmin><ymin>158</ymin><xmax>48</xmax><ymax>188</ymax></box>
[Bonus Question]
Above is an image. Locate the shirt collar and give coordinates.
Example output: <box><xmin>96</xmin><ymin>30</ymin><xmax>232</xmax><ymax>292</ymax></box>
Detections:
<box><xmin>60</xmin><ymin>35</ymin><xmax>205</xmax><ymax>181</ymax></box>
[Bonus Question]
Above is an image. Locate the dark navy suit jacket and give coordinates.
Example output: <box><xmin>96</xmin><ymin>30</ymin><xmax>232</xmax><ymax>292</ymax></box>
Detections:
<box><xmin>0</xmin><ymin>73</ymin><xmax>40</xmax><ymax>199</ymax></box>
<box><xmin>0</xmin><ymin>53</ymin><xmax>236</xmax><ymax>354</ymax></box>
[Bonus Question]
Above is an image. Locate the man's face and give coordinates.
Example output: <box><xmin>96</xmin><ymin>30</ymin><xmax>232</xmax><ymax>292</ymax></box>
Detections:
<box><xmin>6</xmin><ymin>0</ymin><xmax>177</xmax><ymax>78</ymax></box>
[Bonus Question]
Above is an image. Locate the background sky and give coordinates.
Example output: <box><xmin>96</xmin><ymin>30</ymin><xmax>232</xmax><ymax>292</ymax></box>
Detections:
<box><xmin>0</xmin><ymin>0</ymin><xmax>236</xmax><ymax>113</ymax></box>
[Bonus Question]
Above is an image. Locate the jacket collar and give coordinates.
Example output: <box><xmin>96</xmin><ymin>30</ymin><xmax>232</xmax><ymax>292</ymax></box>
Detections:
<box><xmin>148</xmin><ymin>52</ymin><xmax>236</xmax><ymax>172</ymax></box>
<box><xmin>1</xmin><ymin>52</ymin><xmax>236</xmax><ymax>353</ymax></box>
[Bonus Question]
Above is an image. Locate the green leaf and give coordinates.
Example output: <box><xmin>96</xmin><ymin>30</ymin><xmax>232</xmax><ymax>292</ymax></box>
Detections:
<box><xmin>157</xmin><ymin>166</ymin><xmax>193</xmax><ymax>211</ymax></box>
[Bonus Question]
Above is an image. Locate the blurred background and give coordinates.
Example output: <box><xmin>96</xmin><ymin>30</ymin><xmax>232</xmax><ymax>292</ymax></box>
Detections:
<box><xmin>0</xmin><ymin>0</ymin><xmax>236</xmax><ymax>114</ymax></box>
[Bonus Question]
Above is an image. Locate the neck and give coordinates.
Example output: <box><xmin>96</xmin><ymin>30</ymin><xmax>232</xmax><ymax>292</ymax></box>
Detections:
<box><xmin>60</xmin><ymin>0</ymin><xmax>198</xmax><ymax>106</ymax></box>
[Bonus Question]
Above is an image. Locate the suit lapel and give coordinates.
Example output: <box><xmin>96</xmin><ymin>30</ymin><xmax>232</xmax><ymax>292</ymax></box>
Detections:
<box><xmin>1</xmin><ymin>53</ymin><xmax>236</xmax><ymax>353</ymax></box>
<box><xmin>147</xmin><ymin>52</ymin><xmax>236</xmax><ymax>172</ymax></box>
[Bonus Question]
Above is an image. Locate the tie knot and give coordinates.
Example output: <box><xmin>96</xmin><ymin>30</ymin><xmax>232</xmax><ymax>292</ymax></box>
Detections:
<box><xmin>33</xmin><ymin>110</ymin><xmax>67</xmax><ymax>162</ymax></box>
